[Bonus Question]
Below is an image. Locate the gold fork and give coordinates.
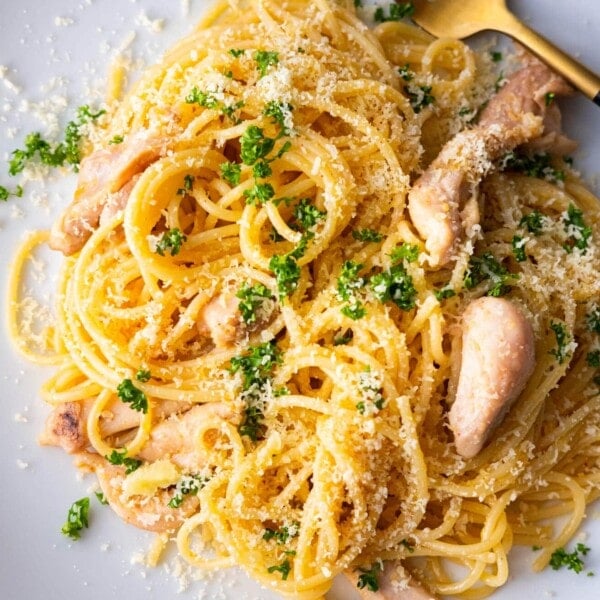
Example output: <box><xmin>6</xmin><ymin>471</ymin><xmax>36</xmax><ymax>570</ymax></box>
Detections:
<box><xmin>411</xmin><ymin>0</ymin><xmax>600</xmax><ymax>106</ymax></box>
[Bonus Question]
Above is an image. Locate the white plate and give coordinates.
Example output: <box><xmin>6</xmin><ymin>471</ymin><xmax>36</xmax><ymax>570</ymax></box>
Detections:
<box><xmin>1</xmin><ymin>1</ymin><xmax>600</xmax><ymax>599</ymax></box>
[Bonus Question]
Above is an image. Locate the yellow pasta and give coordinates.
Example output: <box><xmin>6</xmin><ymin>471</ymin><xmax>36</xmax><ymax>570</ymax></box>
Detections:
<box><xmin>8</xmin><ymin>1</ymin><xmax>600</xmax><ymax>598</ymax></box>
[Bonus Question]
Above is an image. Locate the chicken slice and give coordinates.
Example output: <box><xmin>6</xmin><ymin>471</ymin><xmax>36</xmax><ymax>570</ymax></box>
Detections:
<box><xmin>408</xmin><ymin>63</ymin><xmax>573</xmax><ymax>267</ymax></box>
<box><xmin>39</xmin><ymin>397</ymin><xmax>191</xmax><ymax>454</ymax></box>
<box><xmin>448</xmin><ymin>296</ymin><xmax>536</xmax><ymax>458</ymax></box>
<box><xmin>198</xmin><ymin>293</ymin><xmax>244</xmax><ymax>348</ymax></box>
<box><xmin>76</xmin><ymin>452</ymin><xmax>199</xmax><ymax>533</ymax></box>
<box><xmin>49</xmin><ymin>131</ymin><xmax>166</xmax><ymax>255</ymax></box>
<box><xmin>137</xmin><ymin>402</ymin><xmax>236</xmax><ymax>472</ymax></box>
<box><xmin>346</xmin><ymin>560</ymin><xmax>437</xmax><ymax>599</ymax></box>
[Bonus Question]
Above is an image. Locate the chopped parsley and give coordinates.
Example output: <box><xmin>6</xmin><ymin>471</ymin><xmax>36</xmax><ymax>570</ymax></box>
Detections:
<box><xmin>404</xmin><ymin>84</ymin><xmax>435</xmax><ymax>113</ymax></box>
<box><xmin>370</xmin><ymin>263</ymin><xmax>417</xmax><ymax>310</ymax></box>
<box><xmin>230</xmin><ymin>340</ymin><xmax>282</xmax><ymax>391</ymax></box>
<box><xmin>155</xmin><ymin>228</ymin><xmax>187</xmax><ymax>256</ymax></box>
<box><xmin>168</xmin><ymin>474</ymin><xmax>209</xmax><ymax>508</ymax></box>
<box><xmin>254</xmin><ymin>50</ymin><xmax>279</xmax><ymax>78</ymax></box>
<box><xmin>337</xmin><ymin>260</ymin><xmax>367</xmax><ymax>320</ymax></box>
<box><xmin>270</xmin><ymin>254</ymin><xmax>302</xmax><ymax>300</ymax></box>
<box><xmin>184</xmin><ymin>88</ymin><xmax>244</xmax><ymax>122</ymax></box>
<box><xmin>109</xmin><ymin>134</ymin><xmax>124</xmax><ymax>145</ymax></box>
<box><xmin>390</xmin><ymin>242</ymin><xmax>419</xmax><ymax>264</ymax></box>
<box><xmin>9</xmin><ymin>105</ymin><xmax>105</xmax><ymax>175</ymax></box>
<box><xmin>434</xmin><ymin>286</ymin><xmax>456</xmax><ymax>301</ymax></box>
<box><xmin>263</xmin><ymin>522</ymin><xmax>299</xmax><ymax>544</ymax></box>
<box><xmin>244</xmin><ymin>181</ymin><xmax>275</xmax><ymax>205</ymax></box>
<box><xmin>520</xmin><ymin>210</ymin><xmax>546</xmax><ymax>234</ymax></box>
<box><xmin>252</xmin><ymin>159</ymin><xmax>272</xmax><ymax>179</ymax></box>
<box><xmin>464</xmin><ymin>252</ymin><xmax>517</xmax><ymax>297</ymax></box>
<box><xmin>549</xmin><ymin>543</ymin><xmax>591</xmax><ymax>574</ymax></box>
<box><xmin>230</xmin><ymin>340</ymin><xmax>282</xmax><ymax>440</ymax></box>
<box><xmin>337</xmin><ymin>261</ymin><xmax>366</xmax><ymax>301</ymax></box>
<box><xmin>398</xmin><ymin>64</ymin><xmax>414</xmax><ymax>81</ymax></box>
<box><xmin>586</xmin><ymin>305</ymin><xmax>600</xmax><ymax>334</ymax></box>
<box><xmin>185</xmin><ymin>87</ymin><xmax>219</xmax><ymax>108</ymax></box>
<box><xmin>293</xmin><ymin>198</ymin><xmax>326</xmax><ymax>230</ymax></box>
<box><xmin>220</xmin><ymin>161</ymin><xmax>242</xmax><ymax>186</ymax></box>
<box><xmin>356</xmin><ymin>369</ymin><xmax>385</xmax><ymax>414</ymax></box>
<box><xmin>563</xmin><ymin>203</ymin><xmax>593</xmax><ymax>253</ymax></box>
<box><xmin>352</xmin><ymin>228</ymin><xmax>383</xmax><ymax>243</ymax></box>
<box><xmin>512</xmin><ymin>235</ymin><xmax>527</xmax><ymax>262</ymax></box>
<box><xmin>106</xmin><ymin>450</ymin><xmax>142</xmax><ymax>474</ymax></box>
<box><xmin>334</xmin><ymin>330</ymin><xmax>353</xmax><ymax>345</ymax></box>
<box><xmin>490</xmin><ymin>51</ymin><xmax>503</xmax><ymax>62</ymax></box>
<box><xmin>240</xmin><ymin>125</ymin><xmax>276</xmax><ymax>166</ymax></box>
<box><xmin>135</xmin><ymin>368</ymin><xmax>151</xmax><ymax>382</ymax></box>
<box><xmin>400</xmin><ymin>538</ymin><xmax>415</xmax><ymax>553</ymax></box>
<box><xmin>549</xmin><ymin>321</ymin><xmax>572</xmax><ymax>364</ymax></box>
<box><xmin>95</xmin><ymin>491</ymin><xmax>108</xmax><ymax>505</ymax></box>
<box><xmin>501</xmin><ymin>151</ymin><xmax>565</xmax><ymax>183</ymax></box>
<box><xmin>117</xmin><ymin>378</ymin><xmax>148</xmax><ymax>413</ymax></box>
<box><xmin>545</xmin><ymin>91</ymin><xmax>556</xmax><ymax>106</ymax></box>
<box><xmin>374</xmin><ymin>2</ymin><xmax>414</xmax><ymax>22</ymax></box>
<box><xmin>263</xmin><ymin>100</ymin><xmax>293</xmax><ymax>135</ymax></box>
<box><xmin>269</xmin><ymin>236</ymin><xmax>308</xmax><ymax>300</ymax></box>
<box><xmin>0</xmin><ymin>184</ymin><xmax>23</xmax><ymax>201</ymax></box>
<box><xmin>228</xmin><ymin>48</ymin><xmax>245</xmax><ymax>58</ymax></box>
<box><xmin>267</xmin><ymin>558</ymin><xmax>291</xmax><ymax>580</ymax></box>
<box><xmin>177</xmin><ymin>174</ymin><xmax>194</xmax><ymax>196</ymax></box>
<box><xmin>356</xmin><ymin>560</ymin><xmax>383</xmax><ymax>592</ymax></box>
<box><xmin>61</xmin><ymin>497</ymin><xmax>90</xmax><ymax>541</ymax></box>
<box><xmin>586</xmin><ymin>350</ymin><xmax>600</xmax><ymax>368</ymax></box>
<box><xmin>236</xmin><ymin>282</ymin><xmax>274</xmax><ymax>324</ymax></box>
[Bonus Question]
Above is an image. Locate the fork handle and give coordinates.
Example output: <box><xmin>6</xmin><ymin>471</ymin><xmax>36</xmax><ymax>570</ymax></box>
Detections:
<box><xmin>496</xmin><ymin>10</ymin><xmax>600</xmax><ymax>106</ymax></box>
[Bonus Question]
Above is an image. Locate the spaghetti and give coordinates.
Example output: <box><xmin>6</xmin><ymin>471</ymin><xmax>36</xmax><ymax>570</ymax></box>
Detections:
<box><xmin>8</xmin><ymin>1</ymin><xmax>600</xmax><ymax>598</ymax></box>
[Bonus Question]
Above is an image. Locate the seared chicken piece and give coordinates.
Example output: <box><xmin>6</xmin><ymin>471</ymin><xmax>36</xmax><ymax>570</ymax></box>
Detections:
<box><xmin>448</xmin><ymin>297</ymin><xmax>536</xmax><ymax>458</ymax></box>
<box><xmin>49</xmin><ymin>131</ymin><xmax>166</xmax><ymax>255</ymax></box>
<box><xmin>408</xmin><ymin>63</ymin><xmax>573</xmax><ymax>267</ymax></box>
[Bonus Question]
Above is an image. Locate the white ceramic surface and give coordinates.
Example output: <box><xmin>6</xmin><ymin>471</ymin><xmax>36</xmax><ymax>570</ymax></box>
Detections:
<box><xmin>1</xmin><ymin>1</ymin><xmax>599</xmax><ymax>599</ymax></box>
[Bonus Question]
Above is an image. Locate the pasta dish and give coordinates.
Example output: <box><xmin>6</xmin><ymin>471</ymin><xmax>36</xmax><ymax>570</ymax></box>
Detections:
<box><xmin>8</xmin><ymin>0</ymin><xmax>600</xmax><ymax>598</ymax></box>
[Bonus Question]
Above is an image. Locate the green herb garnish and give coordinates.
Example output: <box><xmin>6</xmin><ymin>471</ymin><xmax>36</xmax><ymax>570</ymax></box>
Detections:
<box><xmin>117</xmin><ymin>378</ymin><xmax>148</xmax><ymax>413</ymax></box>
<box><xmin>254</xmin><ymin>50</ymin><xmax>279</xmax><ymax>78</ymax></box>
<box><xmin>155</xmin><ymin>228</ymin><xmax>187</xmax><ymax>256</ymax></box>
<box><xmin>61</xmin><ymin>497</ymin><xmax>90</xmax><ymax>540</ymax></box>
<box><xmin>236</xmin><ymin>282</ymin><xmax>274</xmax><ymax>324</ymax></box>
<box><xmin>106</xmin><ymin>450</ymin><xmax>142</xmax><ymax>474</ymax></box>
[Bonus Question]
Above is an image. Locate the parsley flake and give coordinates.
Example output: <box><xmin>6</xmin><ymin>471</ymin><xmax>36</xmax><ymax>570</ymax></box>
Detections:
<box><xmin>356</xmin><ymin>561</ymin><xmax>383</xmax><ymax>592</ymax></box>
<box><xmin>240</xmin><ymin>126</ymin><xmax>276</xmax><ymax>166</ymax></box>
<box><xmin>61</xmin><ymin>497</ymin><xmax>90</xmax><ymax>541</ymax></box>
<box><xmin>370</xmin><ymin>263</ymin><xmax>417</xmax><ymax>310</ymax></box>
<box><xmin>236</xmin><ymin>282</ymin><xmax>274</xmax><ymax>324</ymax></box>
<box><xmin>117</xmin><ymin>378</ymin><xmax>148</xmax><ymax>413</ymax></box>
<box><xmin>155</xmin><ymin>228</ymin><xmax>187</xmax><ymax>257</ymax></box>
<box><xmin>374</xmin><ymin>2</ymin><xmax>414</xmax><ymax>22</ymax></box>
<box><xmin>220</xmin><ymin>161</ymin><xmax>242</xmax><ymax>186</ymax></box>
<box><xmin>563</xmin><ymin>203</ymin><xmax>592</xmax><ymax>253</ymax></box>
<box><xmin>106</xmin><ymin>450</ymin><xmax>142</xmax><ymax>474</ymax></box>
<box><xmin>549</xmin><ymin>543</ymin><xmax>590</xmax><ymax>574</ymax></box>
<box><xmin>549</xmin><ymin>321</ymin><xmax>572</xmax><ymax>364</ymax></box>
<box><xmin>352</xmin><ymin>228</ymin><xmax>383</xmax><ymax>243</ymax></box>
<box><xmin>0</xmin><ymin>184</ymin><xmax>23</xmax><ymax>201</ymax></box>
<box><xmin>464</xmin><ymin>252</ymin><xmax>517</xmax><ymax>297</ymax></box>
<box><xmin>267</xmin><ymin>559</ymin><xmax>291</xmax><ymax>580</ymax></box>
<box><xmin>254</xmin><ymin>50</ymin><xmax>279</xmax><ymax>78</ymax></box>
<box><xmin>404</xmin><ymin>84</ymin><xmax>435</xmax><ymax>113</ymax></box>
